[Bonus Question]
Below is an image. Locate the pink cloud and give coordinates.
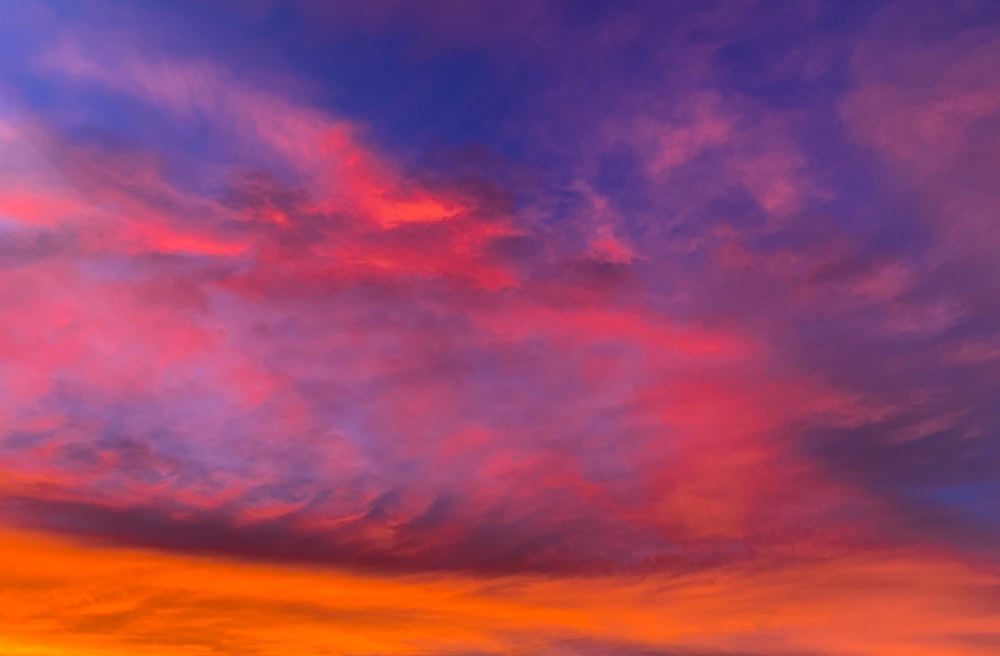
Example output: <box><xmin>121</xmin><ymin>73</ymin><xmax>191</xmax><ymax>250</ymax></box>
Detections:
<box><xmin>0</xmin><ymin>3</ymin><xmax>997</xmax><ymax>654</ymax></box>
<box><xmin>842</xmin><ymin>3</ymin><xmax>1000</xmax><ymax>262</ymax></box>
<box><xmin>0</xmin><ymin>8</ymin><xmax>995</xmax><ymax>599</ymax></box>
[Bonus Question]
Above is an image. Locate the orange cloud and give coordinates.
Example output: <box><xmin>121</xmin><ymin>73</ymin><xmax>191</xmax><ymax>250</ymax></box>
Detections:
<box><xmin>0</xmin><ymin>526</ymin><xmax>997</xmax><ymax>656</ymax></box>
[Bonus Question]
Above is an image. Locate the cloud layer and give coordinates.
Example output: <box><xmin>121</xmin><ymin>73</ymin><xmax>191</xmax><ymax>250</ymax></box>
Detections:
<box><xmin>1</xmin><ymin>1</ymin><xmax>999</xmax><ymax>654</ymax></box>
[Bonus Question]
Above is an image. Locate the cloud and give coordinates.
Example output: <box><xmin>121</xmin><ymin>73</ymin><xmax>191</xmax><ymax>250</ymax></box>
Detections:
<box><xmin>1</xmin><ymin>526</ymin><xmax>998</xmax><ymax>656</ymax></box>
<box><xmin>1</xmin><ymin>2</ymin><xmax>1000</xmax><ymax>654</ymax></box>
<box><xmin>1</xmin><ymin>0</ymin><xmax>997</xmax><ymax>581</ymax></box>
<box><xmin>0</xmin><ymin>34</ymin><xmax>857</xmax><ymax>579</ymax></box>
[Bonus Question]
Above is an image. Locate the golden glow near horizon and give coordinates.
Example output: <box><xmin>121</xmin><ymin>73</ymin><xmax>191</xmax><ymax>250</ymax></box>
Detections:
<box><xmin>1</xmin><ymin>527</ymin><xmax>996</xmax><ymax>656</ymax></box>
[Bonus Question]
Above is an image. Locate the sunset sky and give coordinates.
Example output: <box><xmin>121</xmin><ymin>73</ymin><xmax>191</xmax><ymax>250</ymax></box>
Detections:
<box><xmin>1</xmin><ymin>1</ymin><xmax>1000</xmax><ymax>654</ymax></box>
